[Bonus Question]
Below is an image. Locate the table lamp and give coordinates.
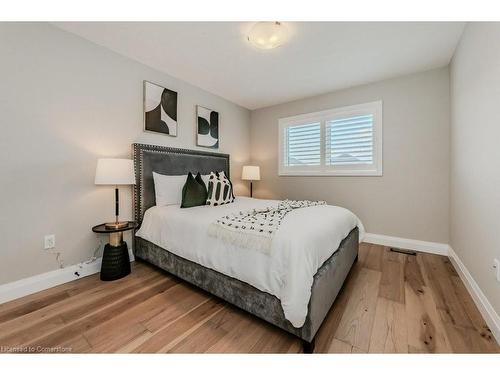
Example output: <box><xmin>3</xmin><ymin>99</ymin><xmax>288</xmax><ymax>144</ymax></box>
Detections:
<box><xmin>95</xmin><ymin>158</ymin><xmax>136</xmax><ymax>229</ymax></box>
<box><xmin>242</xmin><ymin>165</ymin><xmax>260</xmax><ymax>198</ymax></box>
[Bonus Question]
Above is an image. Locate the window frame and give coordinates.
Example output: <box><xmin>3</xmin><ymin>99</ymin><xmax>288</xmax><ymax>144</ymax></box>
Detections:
<box><xmin>278</xmin><ymin>100</ymin><xmax>383</xmax><ymax>176</ymax></box>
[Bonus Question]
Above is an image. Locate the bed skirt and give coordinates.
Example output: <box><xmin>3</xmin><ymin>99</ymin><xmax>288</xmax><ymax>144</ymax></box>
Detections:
<box><xmin>133</xmin><ymin>227</ymin><xmax>358</xmax><ymax>343</ymax></box>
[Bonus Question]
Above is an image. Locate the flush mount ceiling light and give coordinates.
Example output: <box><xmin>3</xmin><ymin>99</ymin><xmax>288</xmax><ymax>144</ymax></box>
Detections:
<box><xmin>247</xmin><ymin>22</ymin><xmax>289</xmax><ymax>50</ymax></box>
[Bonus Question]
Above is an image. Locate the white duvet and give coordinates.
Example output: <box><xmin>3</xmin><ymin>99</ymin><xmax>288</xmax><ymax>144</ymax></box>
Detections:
<box><xmin>135</xmin><ymin>197</ymin><xmax>364</xmax><ymax>328</ymax></box>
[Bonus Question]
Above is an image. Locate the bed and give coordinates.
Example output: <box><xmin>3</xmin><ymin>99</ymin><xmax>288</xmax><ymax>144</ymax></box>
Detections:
<box><xmin>132</xmin><ymin>143</ymin><xmax>360</xmax><ymax>353</ymax></box>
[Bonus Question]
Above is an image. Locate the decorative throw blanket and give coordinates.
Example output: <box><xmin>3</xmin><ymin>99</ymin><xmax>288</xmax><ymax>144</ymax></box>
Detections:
<box><xmin>207</xmin><ymin>199</ymin><xmax>326</xmax><ymax>253</ymax></box>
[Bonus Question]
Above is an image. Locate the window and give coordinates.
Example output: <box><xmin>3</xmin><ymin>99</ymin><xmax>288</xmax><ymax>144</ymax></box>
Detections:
<box><xmin>284</xmin><ymin>122</ymin><xmax>321</xmax><ymax>167</ymax></box>
<box><xmin>279</xmin><ymin>101</ymin><xmax>382</xmax><ymax>176</ymax></box>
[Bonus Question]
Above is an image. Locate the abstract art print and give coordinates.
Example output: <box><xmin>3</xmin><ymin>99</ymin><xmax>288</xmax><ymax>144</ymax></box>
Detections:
<box><xmin>197</xmin><ymin>105</ymin><xmax>219</xmax><ymax>149</ymax></box>
<box><xmin>143</xmin><ymin>81</ymin><xmax>178</xmax><ymax>136</ymax></box>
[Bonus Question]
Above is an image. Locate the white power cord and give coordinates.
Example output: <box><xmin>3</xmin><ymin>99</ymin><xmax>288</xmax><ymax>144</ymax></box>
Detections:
<box><xmin>44</xmin><ymin>237</ymin><xmax>104</xmax><ymax>277</ymax></box>
<box><xmin>85</xmin><ymin>237</ymin><xmax>103</xmax><ymax>265</ymax></box>
<box><xmin>45</xmin><ymin>249</ymin><xmax>65</xmax><ymax>269</ymax></box>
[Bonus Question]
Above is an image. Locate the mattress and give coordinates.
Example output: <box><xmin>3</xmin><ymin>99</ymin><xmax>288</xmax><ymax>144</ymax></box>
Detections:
<box><xmin>135</xmin><ymin>196</ymin><xmax>363</xmax><ymax>327</ymax></box>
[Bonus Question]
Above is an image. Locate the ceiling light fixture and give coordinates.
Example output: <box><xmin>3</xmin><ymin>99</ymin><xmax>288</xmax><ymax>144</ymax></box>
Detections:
<box><xmin>247</xmin><ymin>22</ymin><xmax>288</xmax><ymax>50</ymax></box>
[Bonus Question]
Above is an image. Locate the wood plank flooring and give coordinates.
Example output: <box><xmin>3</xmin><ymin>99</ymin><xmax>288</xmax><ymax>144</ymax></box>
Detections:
<box><xmin>0</xmin><ymin>243</ymin><xmax>498</xmax><ymax>353</ymax></box>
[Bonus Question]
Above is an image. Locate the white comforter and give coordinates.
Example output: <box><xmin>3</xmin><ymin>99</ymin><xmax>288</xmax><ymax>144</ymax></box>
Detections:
<box><xmin>135</xmin><ymin>197</ymin><xmax>364</xmax><ymax>328</ymax></box>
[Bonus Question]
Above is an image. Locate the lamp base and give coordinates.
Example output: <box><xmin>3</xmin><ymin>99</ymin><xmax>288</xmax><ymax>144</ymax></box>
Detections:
<box><xmin>100</xmin><ymin>242</ymin><xmax>130</xmax><ymax>281</ymax></box>
<box><xmin>105</xmin><ymin>221</ymin><xmax>129</xmax><ymax>230</ymax></box>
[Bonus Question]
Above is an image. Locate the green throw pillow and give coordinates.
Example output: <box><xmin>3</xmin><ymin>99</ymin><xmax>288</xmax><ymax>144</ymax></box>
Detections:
<box><xmin>181</xmin><ymin>172</ymin><xmax>208</xmax><ymax>208</ymax></box>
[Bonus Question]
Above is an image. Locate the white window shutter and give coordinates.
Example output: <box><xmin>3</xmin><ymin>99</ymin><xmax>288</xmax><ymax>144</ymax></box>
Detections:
<box><xmin>278</xmin><ymin>101</ymin><xmax>382</xmax><ymax>176</ymax></box>
<box><xmin>325</xmin><ymin>114</ymin><xmax>374</xmax><ymax>166</ymax></box>
<box><xmin>284</xmin><ymin>122</ymin><xmax>321</xmax><ymax>166</ymax></box>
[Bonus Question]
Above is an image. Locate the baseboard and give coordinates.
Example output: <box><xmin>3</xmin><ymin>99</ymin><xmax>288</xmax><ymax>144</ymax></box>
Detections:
<box><xmin>0</xmin><ymin>258</ymin><xmax>102</xmax><ymax>305</ymax></box>
<box><xmin>0</xmin><ymin>247</ymin><xmax>135</xmax><ymax>305</ymax></box>
<box><xmin>128</xmin><ymin>247</ymin><xmax>135</xmax><ymax>262</ymax></box>
<box><xmin>363</xmin><ymin>232</ymin><xmax>449</xmax><ymax>255</ymax></box>
<box><xmin>448</xmin><ymin>246</ymin><xmax>500</xmax><ymax>345</ymax></box>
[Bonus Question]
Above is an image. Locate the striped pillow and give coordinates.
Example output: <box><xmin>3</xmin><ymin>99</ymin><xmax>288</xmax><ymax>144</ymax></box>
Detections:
<box><xmin>206</xmin><ymin>171</ymin><xmax>234</xmax><ymax>206</ymax></box>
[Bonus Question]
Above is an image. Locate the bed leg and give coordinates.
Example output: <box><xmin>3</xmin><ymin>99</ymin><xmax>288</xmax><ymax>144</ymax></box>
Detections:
<box><xmin>303</xmin><ymin>339</ymin><xmax>315</xmax><ymax>354</ymax></box>
<box><xmin>355</xmin><ymin>254</ymin><xmax>359</xmax><ymax>262</ymax></box>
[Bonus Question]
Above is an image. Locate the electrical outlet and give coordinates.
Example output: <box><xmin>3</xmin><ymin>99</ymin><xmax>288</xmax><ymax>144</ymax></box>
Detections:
<box><xmin>494</xmin><ymin>259</ymin><xmax>500</xmax><ymax>283</ymax></box>
<box><xmin>44</xmin><ymin>234</ymin><xmax>55</xmax><ymax>250</ymax></box>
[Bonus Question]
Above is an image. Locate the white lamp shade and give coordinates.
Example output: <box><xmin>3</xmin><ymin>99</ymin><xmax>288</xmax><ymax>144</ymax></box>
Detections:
<box><xmin>242</xmin><ymin>165</ymin><xmax>261</xmax><ymax>181</ymax></box>
<box><xmin>95</xmin><ymin>158</ymin><xmax>135</xmax><ymax>185</ymax></box>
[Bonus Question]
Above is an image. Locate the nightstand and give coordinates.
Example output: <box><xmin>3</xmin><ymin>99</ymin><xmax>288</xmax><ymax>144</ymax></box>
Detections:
<box><xmin>92</xmin><ymin>221</ymin><xmax>137</xmax><ymax>281</ymax></box>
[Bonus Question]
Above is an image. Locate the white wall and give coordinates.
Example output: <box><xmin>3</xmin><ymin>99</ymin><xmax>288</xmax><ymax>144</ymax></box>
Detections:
<box><xmin>450</xmin><ymin>23</ymin><xmax>500</xmax><ymax>314</ymax></box>
<box><xmin>0</xmin><ymin>23</ymin><xmax>251</xmax><ymax>284</ymax></box>
<box><xmin>250</xmin><ymin>67</ymin><xmax>450</xmax><ymax>243</ymax></box>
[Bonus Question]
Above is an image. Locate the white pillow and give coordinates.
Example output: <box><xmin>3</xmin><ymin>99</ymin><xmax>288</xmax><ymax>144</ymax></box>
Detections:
<box><xmin>201</xmin><ymin>174</ymin><xmax>210</xmax><ymax>188</ymax></box>
<box><xmin>201</xmin><ymin>171</ymin><xmax>225</xmax><ymax>187</ymax></box>
<box><xmin>206</xmin><ymin>171</ymin><xmax>234</xmax><ymax>206</ymax></box>
<box><xmin>152</xmin><ymin>172</ymin><xmax>186</xmax><ymax>206</ymax></box>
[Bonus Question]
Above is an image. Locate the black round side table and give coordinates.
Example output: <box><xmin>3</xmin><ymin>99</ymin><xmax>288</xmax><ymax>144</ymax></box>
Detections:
<box><xmin>92</xmin><ymin>221</ymin><xmax>137</xmax><ymax>281</ymax></box>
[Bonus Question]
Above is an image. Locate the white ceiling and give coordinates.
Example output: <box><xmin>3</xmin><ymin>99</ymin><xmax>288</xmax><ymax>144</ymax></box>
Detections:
<box><xmin>54</xmin><ymin>22</ymin><xmax>465</xmax><ymax>110</ymax></box>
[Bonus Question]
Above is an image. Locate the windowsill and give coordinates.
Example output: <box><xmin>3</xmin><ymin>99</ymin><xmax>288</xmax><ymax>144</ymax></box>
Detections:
<box><xmin>278</xmin><ymin>169</ymin><xmax>383</xmax><ymax>177</ymax></box>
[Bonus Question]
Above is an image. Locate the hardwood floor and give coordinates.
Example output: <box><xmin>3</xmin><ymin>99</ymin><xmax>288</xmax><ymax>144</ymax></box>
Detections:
<box><xmin>0</xmin><ymin>243</ymin><xmax>498</xmax><ymax>353</ymax></box>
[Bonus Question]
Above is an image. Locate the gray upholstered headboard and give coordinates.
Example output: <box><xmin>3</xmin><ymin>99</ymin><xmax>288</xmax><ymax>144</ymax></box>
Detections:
<box><xmin>132</xmin><ymin>143</ymin><xmax>230</xmax><ymax>224</ymax></box>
